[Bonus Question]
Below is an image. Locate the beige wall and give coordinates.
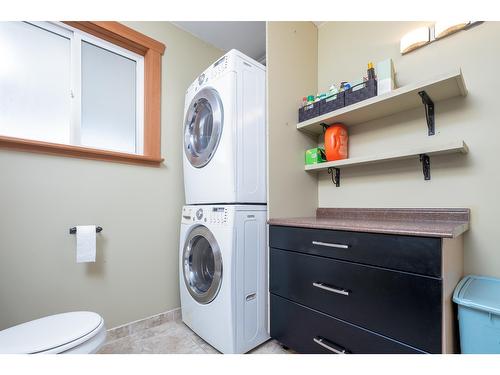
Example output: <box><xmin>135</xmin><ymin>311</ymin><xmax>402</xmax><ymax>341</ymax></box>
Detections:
<box><xmin>317</xmin><ymin>22</ymin><xmax>500</xmax><ymax>277</ymax></box>
<box><xmin>267</xmin><ymin>22</ymin><xmax>318</xmax><ymax>218</ymax></box>
<box><xmin>0</xmin><ymin>22</ymin><xmax>222</xmax><ymax>330</ymax></box>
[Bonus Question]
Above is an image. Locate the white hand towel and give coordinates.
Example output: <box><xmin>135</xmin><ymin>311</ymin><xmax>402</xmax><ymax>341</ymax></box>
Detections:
<box><xmin>76</xmin><ymin>225</ymin><xmax>96</xmax><ymax>263</ymax></box>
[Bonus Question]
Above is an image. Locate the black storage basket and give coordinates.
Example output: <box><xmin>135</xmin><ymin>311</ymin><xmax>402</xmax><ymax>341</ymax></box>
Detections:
<box><xmin>298</xmin><ymin>101</ymin><xmax>320</xmax><ymax>123</ymax></box>
<box><xmin>319</xmin><ymin>91</ymin><xmax>345</xmax><ymax>115</ymax></box>
<box><xmin>344</xmin><ymin>79</ymin><xmax>377</xmax><ymax>107</ymax></box>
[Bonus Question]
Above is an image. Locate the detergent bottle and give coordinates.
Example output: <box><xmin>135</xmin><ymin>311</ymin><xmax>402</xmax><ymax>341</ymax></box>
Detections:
<box><xmin>324</xmin><ymin>124</ymin><xmax>348</xmax><ymax>161</ymax></box>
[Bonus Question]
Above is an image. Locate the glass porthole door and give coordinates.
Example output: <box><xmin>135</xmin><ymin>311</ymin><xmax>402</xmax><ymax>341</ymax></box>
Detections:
<box><xmin>182</xmin><ymin>226</ymin><xmax>223</xmax><ymax>304</ymax></box>
<box><xmin>183</xmin><ymin>87</ymin><xmax>223</xmax><ymax>168</ymax></box>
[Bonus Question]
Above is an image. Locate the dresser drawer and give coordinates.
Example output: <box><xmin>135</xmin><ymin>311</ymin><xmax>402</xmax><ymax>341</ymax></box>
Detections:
<box><xmin>270</xmin><ymin>294</ymin><xmax>424</xmax><ymax>354</ymax></box>
<box><xmin>270</xmin><ymin>248</ymin><xmax>442</xmax><ymax>353</ymax></box>
<box><xmin>269</xmin><ymin>225</ymin><xmax>442</xmax><ymax>277</ymax></box>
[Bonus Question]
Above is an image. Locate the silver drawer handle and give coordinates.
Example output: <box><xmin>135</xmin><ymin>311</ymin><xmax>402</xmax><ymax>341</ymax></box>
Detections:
<box><xmin>312</xmin><ymin>241</ymin><xmax>349</xmax><ymax>249</ymax></box>
<box><xmin>313</xmin><ymin>282</ymin><xmax>350</xmax><ymax>296</ymax></box>
<box><xmin>313</xmin><ymin>337</ymin><xmax>347</xmax><ymax>354</ymax></box>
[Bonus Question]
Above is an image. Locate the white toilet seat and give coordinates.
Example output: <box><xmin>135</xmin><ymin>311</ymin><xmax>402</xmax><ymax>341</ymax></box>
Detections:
<box><xmin>0</xmin><ymin>311</ymin><xmax>107</xmax><ymax>354</ymax></box>
<box><xmin>41</xmin><ymin>318</ymin><xmax>107</xmax><ymax>354</ymax></box>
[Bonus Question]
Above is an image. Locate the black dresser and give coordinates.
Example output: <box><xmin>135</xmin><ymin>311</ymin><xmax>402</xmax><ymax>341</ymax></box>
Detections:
<box><xmin>269</xmin><ymin>219</ymin><xmax>466</xmax><ymax>354</ymax></box>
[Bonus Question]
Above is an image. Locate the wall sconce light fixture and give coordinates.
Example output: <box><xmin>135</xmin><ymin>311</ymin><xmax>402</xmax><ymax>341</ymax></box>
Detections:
<box><xmin>400</xmin><ymin>27</ymin><xmax>430</xmax><ymax>54</ymax></box>
<box><xmin>434</xmin><ymin>21</ymin><xmax>470</xmax><ymax>39</ymax></box>
<box><xmin>400</xmin><ymin>21</ymin><xmax>477</xmax><ymax>54</ymax></box>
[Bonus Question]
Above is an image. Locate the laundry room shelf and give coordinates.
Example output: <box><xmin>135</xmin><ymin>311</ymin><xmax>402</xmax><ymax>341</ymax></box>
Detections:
<box><xmin>305</xmin><ymin>140</ymin><xmax>468</xmax><ymax>173</ymax></box>
<box><xmin>297</xmin><ymin>69</ymin><xmax>467</xmax><ymax>136</ymax></box>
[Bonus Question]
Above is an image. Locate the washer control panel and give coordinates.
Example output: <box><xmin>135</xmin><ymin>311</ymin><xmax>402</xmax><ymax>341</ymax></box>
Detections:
<box><xmin>208</xmin><ymin>207</ymin><xmax>228</xmax><ymax>225</ymax></box>
<box><xmin>182</xmin><ymin>206</ymin><xmax>229</xmax><ymax>226</ymax></box>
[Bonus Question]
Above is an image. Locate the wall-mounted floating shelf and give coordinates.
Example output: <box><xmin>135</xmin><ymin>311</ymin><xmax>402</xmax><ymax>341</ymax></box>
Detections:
<box><xmin>305</xmin><ymin>140</ymin><xmax>469</xmax><ymax>187</ymax></box>
<box><xmin>297</xmin><ymin>69</ymin><xmax>467</xmax><ymax>136</ymax></box>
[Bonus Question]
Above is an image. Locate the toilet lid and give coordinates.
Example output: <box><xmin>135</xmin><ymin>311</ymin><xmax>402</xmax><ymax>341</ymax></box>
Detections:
<box><xmin>0</xmin><ymin>311</ymin><xmax>103</xmax><ymax>354</ymax></box>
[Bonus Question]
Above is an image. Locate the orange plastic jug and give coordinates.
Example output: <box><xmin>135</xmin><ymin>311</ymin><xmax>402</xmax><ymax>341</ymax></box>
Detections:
<box><xmin>324</xmin><ymin>124</ymin><xmax>348</xmax><ymax>161</ymax></box>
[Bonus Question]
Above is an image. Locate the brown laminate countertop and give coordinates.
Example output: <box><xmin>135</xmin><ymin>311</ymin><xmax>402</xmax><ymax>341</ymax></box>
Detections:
<box><xmin>268</xmin><ymin>208</ymin><xmax>470</xmax><ymax>238</ymax></box>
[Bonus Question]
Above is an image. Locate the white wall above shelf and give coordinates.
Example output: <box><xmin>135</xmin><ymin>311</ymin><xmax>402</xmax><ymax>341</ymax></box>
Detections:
<box><xmin>297</xmin><ymin>69</ymin><xmax>467</xmax><ymax>136</ymax></box>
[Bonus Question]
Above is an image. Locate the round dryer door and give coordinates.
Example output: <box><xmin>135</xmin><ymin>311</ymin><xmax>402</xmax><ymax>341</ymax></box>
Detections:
<box><xmin>182</xmin><ymin>225</ymin><xmax>223</xmax><ymax>304</ymax></box>
<box><xmin>184</xmin><ymin>87</ymin><xmax>223</xmax><ymax>168</ymax></box>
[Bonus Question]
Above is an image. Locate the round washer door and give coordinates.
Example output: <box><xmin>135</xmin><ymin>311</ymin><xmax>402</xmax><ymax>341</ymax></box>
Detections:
<box><xmin>184</xmin><ymin>87</ymin><xmax>224</xmax><ymax>168</ymax></box>
<box><xmin>182</xmin><ymin>225</ymin><xmax>223</xmax><ymax>304</ymax></box>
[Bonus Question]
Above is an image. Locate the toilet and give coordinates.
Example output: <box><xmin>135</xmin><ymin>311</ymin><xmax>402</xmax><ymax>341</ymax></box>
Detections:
<box><xmin>0</xmin><ymin>311</ymin><xmax>106</xmax><ymax>354</ymax></box>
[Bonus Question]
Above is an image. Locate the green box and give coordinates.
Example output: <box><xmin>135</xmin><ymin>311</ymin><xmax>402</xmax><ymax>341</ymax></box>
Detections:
<box><xmin>305</xmin><ymin>147</ymin><xmax>326</xmax><ymax>165</ymax></box>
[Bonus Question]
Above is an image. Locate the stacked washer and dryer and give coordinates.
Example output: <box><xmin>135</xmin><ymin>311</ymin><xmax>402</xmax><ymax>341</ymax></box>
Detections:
<box><xmin>179</xmin><ymin>49</ymin><xmax>268</xmax><ymax>354</ymax></box>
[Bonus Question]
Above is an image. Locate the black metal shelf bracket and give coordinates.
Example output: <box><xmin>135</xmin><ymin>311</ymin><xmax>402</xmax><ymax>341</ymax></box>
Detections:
<box><xmin>418</xmin><ymin>90</ymin><xmax>435</xmax><ymax>136</ymax></box>
<box><xmin>320</xmin><ymin>122</ymin><xmax>329</xmax><ymax>133</ymax></box>
<box><xmin>328</xmin><ymin>167</ymin><xmax>341</xmax><ymax>187</ymax></box>
<box><xmin>419</xmin><ymin>154</ymin><xmax>431</xmax><ymax>180</ymax></box>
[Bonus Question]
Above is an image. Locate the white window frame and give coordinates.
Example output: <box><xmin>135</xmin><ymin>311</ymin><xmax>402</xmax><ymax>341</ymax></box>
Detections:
<box><xmin>25</xmin><ymin>21</ymin><xmax>145</xmax><ymax>155</ymax></box>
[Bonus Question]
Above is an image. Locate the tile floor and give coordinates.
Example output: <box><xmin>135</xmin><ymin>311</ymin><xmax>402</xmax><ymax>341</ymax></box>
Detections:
<box><xmin>98</xmin><ymin>318</ymin><xmax>292</xmax><ymax>354</ymax></box>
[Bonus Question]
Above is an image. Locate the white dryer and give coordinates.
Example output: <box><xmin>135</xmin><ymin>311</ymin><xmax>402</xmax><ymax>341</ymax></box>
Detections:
<box><xmin>183</xmin><ymin>49</ymin><xmax>266</xmax><ymax>205</ymax></box>
<box><xmin>179</xmin><ymin>204</ymin><xmax>269</xmax><ymax>353</ymax></box>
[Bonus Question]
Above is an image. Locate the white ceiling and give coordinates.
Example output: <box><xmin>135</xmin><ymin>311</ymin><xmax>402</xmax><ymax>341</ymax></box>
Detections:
<box><xmin>173</xmin><ymin>22</ymin><xmax>266</xmax><ymax>62</ymax></box>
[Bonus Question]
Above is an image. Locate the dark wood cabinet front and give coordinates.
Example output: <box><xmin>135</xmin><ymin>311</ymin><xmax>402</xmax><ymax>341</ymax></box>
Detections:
<box><xmin>269</xmin><ymin>225</ymin><xmax>442</xmax><ymax>277</ymax></box>
<box><xmin>270</xmin><ymin>247</ymin><xmax>442</xmax><ymax>353</ymax></box>
<box><xmin>269</xmin><ymin>225</ymin><xmax>447</xmax><ymax>354</ymax></box>
<box><xmin>270</xmin><ymin>294</ymin><xmax>424</xmax><ymax>354</ymax></box>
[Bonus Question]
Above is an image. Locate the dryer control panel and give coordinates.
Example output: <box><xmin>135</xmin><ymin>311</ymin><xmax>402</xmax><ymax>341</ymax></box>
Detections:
<box><xmin>186</xmin><ymin>50</ymin><xmax>263</xmax><ymax>97</ymax></box>
<box><xmin>190</xmin><ymin>55</ymin><xmax>228</xmax><ymax>93</ymax></box>
<box><xmin>186</xmin><ymin>53</ymin><xmax>240</xmax><ymax>95</ymax></box>
<box><xmin>210</xmin><ymin>55</ymin><xmax>228</xmax><ymax>79</ymax></box>
<box><xmin>181</xmin><ymin>206</ymin><xmax>230</xmax><ymax>226</ymax></box>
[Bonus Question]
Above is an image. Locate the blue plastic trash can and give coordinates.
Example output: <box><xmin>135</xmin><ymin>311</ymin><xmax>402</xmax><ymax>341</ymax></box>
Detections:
<box><xmin>453</xmin><ymin>275</ymin><xmax>500</xmax><ymax>353</ymax></box>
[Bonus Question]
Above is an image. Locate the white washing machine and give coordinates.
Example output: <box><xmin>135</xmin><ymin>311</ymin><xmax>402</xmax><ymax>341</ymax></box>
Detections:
<box><xmin>179</xmin><ymin>204</ymin><xmax>269</xmax><ymax>353</ymax></box>
<box><xmin>183</xmin><ymin>49</ymin><xmax>266</xmax><ymax>205</ymax></box>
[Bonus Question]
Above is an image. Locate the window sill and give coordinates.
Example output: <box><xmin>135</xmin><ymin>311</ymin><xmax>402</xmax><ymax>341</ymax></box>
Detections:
<box><xmin>0</xmin><ymin>135</ymin><xmax>164</xmax><ymax>166</ymax></box>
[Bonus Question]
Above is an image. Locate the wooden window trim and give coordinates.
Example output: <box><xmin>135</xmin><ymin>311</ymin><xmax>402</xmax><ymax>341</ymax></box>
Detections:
<box><xmin>0</xmin><ymin>135</ymin><xmax>162</xmax><ymax>166</ymax></box>
<box><xmin>1</xmin><ymin>21</ymin><xmax>166</xmax><ymax>166</ymax></box>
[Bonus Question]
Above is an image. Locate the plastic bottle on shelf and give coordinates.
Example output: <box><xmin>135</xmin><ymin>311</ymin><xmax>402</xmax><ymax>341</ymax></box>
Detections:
<box><xmin>302</xmin><ymin>96</ymin><xmax>307</xmax><ymax>108</ymax></box>
<box><xmin>317</xmin><ymin>93</ymin><xmax>327</xmax><ymax>101</ymax></box>
<box><xmin>367</xmin><ymin>62</ymin><xmax>376</xmax><ymax>80</ymax></box>
<box><xmin>340</xmin><ymin>82</ymin><xmax>351</xmax><ymax>91</ymax></box>
<box><xmin>324</xmin><ymin>124</ymin><xmax>348</xmax><ymax>161</ymax></box>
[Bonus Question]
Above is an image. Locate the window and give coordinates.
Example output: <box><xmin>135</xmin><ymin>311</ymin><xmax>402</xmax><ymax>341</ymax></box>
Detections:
<box><xmin>80</xmin><ymin>37</ymin><xmax>143</xmax><ymax>154</ymax></box>
<box><xmin>0</xmin><ymin>21</ymin><xmax>165</xmax><ymax>165</ymax></box>
<box><xmin>0</xmin><ymin>22</ymin><xmax>71</xmax><ymax>145</ymax></box>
